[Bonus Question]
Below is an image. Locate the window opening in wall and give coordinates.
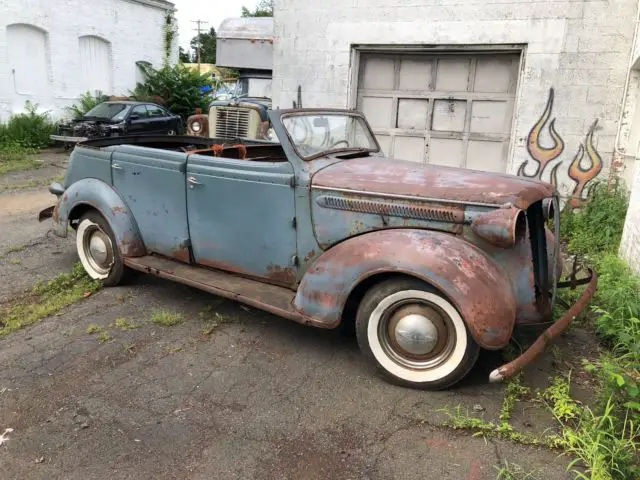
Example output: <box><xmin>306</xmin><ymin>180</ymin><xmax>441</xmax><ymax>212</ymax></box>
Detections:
<box><xmin>79</xmin><ymin>35</ymin><xmax>113</xmax><ymax>94</ymax></box>
<box><xmin>7</xmin><ymin>24</ymin><xmax>50</xmax><ymax>97</ymax></box>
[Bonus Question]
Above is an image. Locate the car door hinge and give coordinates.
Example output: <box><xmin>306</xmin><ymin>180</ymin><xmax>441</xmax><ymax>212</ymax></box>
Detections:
<box><xmin>180</xmin><ymin>238</ymin><xmax>191</xmax><ymax>248</ymax></box>
<box><xmin>289</xmin><ymin>176</ymin><xmax>296</xmax><ymax>188</ymax></box>
<box><xmin>292</xmin><ymin>255</ymin><xmax>299</xmax><ymax>267</ymax></box>
<box><xmin>291</xmin><ymin>217</ymin><xmax>297</xmax><ymax>229</ymax></box>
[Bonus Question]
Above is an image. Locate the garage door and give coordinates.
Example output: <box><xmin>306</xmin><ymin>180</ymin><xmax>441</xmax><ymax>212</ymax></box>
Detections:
<box><xmin>356</xmin><ymin>52</ymin><xmax>520</xmax><ymax>173</ymax></box>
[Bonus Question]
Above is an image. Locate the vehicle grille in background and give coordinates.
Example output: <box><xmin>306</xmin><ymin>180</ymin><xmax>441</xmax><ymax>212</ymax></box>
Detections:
<box><xmin>215</xmin><ymin>108</ymin><xmax>250</xmax><ymax>139</ymax></box>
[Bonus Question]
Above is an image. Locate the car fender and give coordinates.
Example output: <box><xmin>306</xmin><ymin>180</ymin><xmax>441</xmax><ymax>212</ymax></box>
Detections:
<box><xmin>54</xmin><ymin>178</ymin><xmax>145</xmax><ymax>257</ymax></box>
<box><xmin>294</xmin><ymin>229</ymin><xmax>517</xmax><ymax>350</ymax></box>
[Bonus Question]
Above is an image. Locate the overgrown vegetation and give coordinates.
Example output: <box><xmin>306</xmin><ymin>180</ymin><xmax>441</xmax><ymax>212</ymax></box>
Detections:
<box><xmin>151</xmin><ymin>310</ymin><xmax>184</xmax><ymax>327</ymax></box>
<box><xmin>131</xmin><ymin>64</ymin><xmax>211</xmax><ymax>119</ymax></box>
<box><xmin>0</xmin><ymin>264</ymin><xmax>101</xmax><ymax>337</ymax></box>
<box><xmin>65</xmin><ymin>91</ymin><xmax>109</xmax><ymax>120</ymax></box>
<box><xmin>0</xmin><ymin>101</ymin><xmax>55</xmax><ymax>174</ymax></box>
<box><xmin>0</xmin><ymin>101</ymin><xmax>55</xmax><ymax>149</ymax></box>
<box><xmin>554</xmin><ymin>181</ymin><xmax>640</xmax><ymax>478</ymax></box>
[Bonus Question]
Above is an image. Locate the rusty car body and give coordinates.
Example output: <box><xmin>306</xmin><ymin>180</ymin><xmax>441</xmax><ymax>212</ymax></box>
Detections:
<box><xmin>40</xmin><ymin>108</ymin><xmax>597</xmax><ymax>390</ymax></box>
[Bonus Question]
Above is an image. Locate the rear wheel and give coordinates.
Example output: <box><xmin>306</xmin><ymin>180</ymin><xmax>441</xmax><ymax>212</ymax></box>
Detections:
<box><xmin>355</xmin><ymin>278</ymin><xmax>479</xmax><ymax>390</ymax></box>
<box><xmin>76</xmin><ymin>211</ymin><xmax>127</xmax><ymax>287</ymax></box>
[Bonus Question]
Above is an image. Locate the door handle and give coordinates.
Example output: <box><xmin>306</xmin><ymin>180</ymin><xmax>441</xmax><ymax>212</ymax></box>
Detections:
<box><xmin>187</xmin><ymin>176</ymin><xmax>202</xmax><ymax>186</ymax></box>
<box><xmin>112</xmin><ymin>163</ymin><xmax>123</xmax><ymax>170</ymax></box>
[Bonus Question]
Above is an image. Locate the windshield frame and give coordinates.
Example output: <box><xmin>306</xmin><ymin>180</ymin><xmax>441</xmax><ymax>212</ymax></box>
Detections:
<box><xmin>280</xmin><ymin>110</ymin><xmax>380</xmax><ymax>161</ymax></box>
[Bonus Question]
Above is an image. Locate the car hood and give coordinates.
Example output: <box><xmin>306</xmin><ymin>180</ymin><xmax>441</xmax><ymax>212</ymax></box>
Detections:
<box><xmin>311</xmin><ymin>156</ymin><xmax>554</xmax><ymax>210</ymax></box>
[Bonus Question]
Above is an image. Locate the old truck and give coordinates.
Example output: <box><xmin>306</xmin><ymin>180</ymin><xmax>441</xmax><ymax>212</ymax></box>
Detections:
<box><xmin>40</xmin><ymin>108</ymin><xmax>597</xmax><ymax>390</ymax></box>
<box><xmin>186</xmin><ymin>17</ymin><xmax>275</xmax><ymax>141</ymax></box>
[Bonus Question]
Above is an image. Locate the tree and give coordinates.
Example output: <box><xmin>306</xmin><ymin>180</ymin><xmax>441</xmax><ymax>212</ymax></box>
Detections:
<box><xmin>241</xmin><ymin>0</ymin><xmax>273</xmax><ymax>17</ymax></box>
<box><xmin>132</xmin><ymin>64</ymin><xmax>212</xmax><ymax>119</ymax></box>
<box><xmin>178</xmin><ymin>46</ymin><xmax>192</xmax><ymax>63</ymax></box>
<box><xmin>190</xmin><ymin>27</ymin><xmax>217</xmax><ymax>64</ymax></box>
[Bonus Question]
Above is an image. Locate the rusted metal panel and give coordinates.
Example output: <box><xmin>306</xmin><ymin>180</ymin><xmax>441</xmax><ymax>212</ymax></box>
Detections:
<box><xmin>311</xmin><ymin>189</ymin><xmax>463</xmax><ymax>249</ymax></box>
<box><xmin>186</xmin><ymin>153</ymin><xmax>298</xmax><ymax>287</ymax></box>
<box><xmin>111</xmin><ymin>145</ymin><xmax>190</xmax><ymax>259</ymax></box>
<box><xmin>490</xmin><ymin>270</ymin><xmax>598</xmax><ymax>382</ymax></box>
<box><xmin>294</xmin><ymin>229</ymin><xmax>517</xmax><ymax>349</ymax></box>
<box><xmin>53</xmin><ymin>177</ymin><xmax>145</xmax><ymax>257</ymax></box>
<box><xmin>311</xmin><ymin>156</ymin><xmax>554</xmax><ymax>210</ymax></box>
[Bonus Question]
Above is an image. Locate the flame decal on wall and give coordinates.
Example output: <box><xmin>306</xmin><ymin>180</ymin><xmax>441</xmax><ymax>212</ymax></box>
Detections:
<box><xmin>519</xmin><ymin>88</ymin><xmax>604</xmax><ymax>208</ymax></box>
<box><xmin>567</xmin><ymin>120</ymin><xmax>603</xmax><ymax>208</ymax></box>
<box><xmin>518</xmin><ymin>88</ymin><xmax>565</xmax><ymax>178</ymax></box>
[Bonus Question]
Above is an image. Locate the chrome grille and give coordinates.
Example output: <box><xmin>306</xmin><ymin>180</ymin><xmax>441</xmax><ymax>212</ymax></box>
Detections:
<box><xmin>215</xmin><ymin>108</ymin><xmax>250</xmax><ymax>139</ymax></box>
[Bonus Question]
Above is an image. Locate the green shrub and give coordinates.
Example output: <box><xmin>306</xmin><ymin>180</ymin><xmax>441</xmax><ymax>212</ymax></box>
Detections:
<box><xmin>0</xmin><ymin>101</ymin><xmax>55</xmax><ymax>149</ymax></box>
<box><xmin>65</xmin><ymin>91</ymin><xmax>109</xmax><ymax>120</ymax></box>
<box><xmin>131</xmin><ymin>64</ymin><xmax>211</xmax><ymax>119</ymax></box>
<box><xmin>562</xmin><ymin>182</ymin><xmax>629</xmax><ymax>259</ymax></box>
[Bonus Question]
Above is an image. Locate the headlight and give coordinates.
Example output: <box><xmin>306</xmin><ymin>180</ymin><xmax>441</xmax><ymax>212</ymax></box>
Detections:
<box><xmin>266</xmin><ymin>127</ymin><xmax>275</xmax><ymax>140</ymax></box>
<box><xmin>191</xmin><ymin>121</ymin><xmax>202</xmax><ymax>133</ymax></box>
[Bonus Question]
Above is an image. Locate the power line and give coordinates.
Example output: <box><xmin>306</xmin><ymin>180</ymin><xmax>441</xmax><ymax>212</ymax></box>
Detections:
<box><xmin>191</xmin><ymin>19</ymin><xmax>209</xmax><ymax>71</ymax></box>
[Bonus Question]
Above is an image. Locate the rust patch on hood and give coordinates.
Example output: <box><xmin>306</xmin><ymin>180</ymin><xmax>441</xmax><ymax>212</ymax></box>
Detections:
<box><xmin>312</xmin><ymin>157</ymin><xmax>554</xmax><ymax>210</ymax></box>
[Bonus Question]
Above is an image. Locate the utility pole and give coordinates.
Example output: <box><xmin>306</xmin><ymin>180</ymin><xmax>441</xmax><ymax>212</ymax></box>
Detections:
<box><xmin>191</xmin><ymin>19</ymin><xmax>209</xmax><ymax>72</ymax></box>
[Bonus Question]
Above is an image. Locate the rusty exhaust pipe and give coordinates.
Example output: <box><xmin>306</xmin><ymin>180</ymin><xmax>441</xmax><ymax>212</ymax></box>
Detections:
<box><xmin>470</xmin><ymin>207</ymin><xmax>526</xmax><ymax>249</ymax></box>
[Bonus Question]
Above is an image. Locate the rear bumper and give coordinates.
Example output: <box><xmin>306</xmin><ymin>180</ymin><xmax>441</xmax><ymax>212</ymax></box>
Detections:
<box><xmin>489</xmin><ymin>268</ymin><xmax>598</xmax><ymax>382</ymax></box>
<box><xmin>50</xmin><ymin>134</ymin><xmax>87</xmax><ymax>143</ymax></box>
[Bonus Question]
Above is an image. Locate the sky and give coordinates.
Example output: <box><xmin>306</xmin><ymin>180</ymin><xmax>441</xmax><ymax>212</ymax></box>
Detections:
<box><xmin>173</xmin><ymin>0</ymin><xmax>255</xmax><ymax>50</ymax></box>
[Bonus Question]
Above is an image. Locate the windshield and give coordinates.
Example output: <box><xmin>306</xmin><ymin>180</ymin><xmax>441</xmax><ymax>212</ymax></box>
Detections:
<box><xmin>84</xmin><ymin>103</ymin><xmax>131</xmax><ymax>121</ymax></box>
<box><xmin>236</xmin><ymin>77</ymin><xmax>272</xmax><ymax>98</ymax></box>
<box><xmin>282</xmin><ymin>113</ymin><xmax>379</xmax><ymax>159</ymax></box>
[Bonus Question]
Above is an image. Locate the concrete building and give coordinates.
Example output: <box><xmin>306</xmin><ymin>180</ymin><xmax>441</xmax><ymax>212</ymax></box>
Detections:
<box><xmin>272</xmin><ymin>0</ymin><xmax>640</xmax><ymax>270</ymax></box>
<box><xmin>0</xmin><ymin>0</ymin><xmax>176</xmax><ymax>120</ymax></box>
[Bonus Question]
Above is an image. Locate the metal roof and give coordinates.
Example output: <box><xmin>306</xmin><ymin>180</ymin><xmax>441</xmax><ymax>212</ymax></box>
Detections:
<box><xmin>217</xmin><ymin>17</ymin><xmax>274</xmax><ymax>40</ymax></box>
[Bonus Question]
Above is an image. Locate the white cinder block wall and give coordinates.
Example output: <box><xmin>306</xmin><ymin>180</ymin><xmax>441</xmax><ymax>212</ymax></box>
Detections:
<box><xmin>0</xmin><ymin>0</ymin><xmax>176</xmax><ymax>120</ymax></box>
<box><xmin>273</xmin><ymin>0</ymin><xmax>638</xmax><ymax>193</ymax></box>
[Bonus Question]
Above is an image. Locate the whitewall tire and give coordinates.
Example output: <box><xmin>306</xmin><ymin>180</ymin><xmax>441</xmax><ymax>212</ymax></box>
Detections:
<box><xmin>355</xmin><ymin>278</ymin><xmax>480</xmax><ymax>390</ymax></box>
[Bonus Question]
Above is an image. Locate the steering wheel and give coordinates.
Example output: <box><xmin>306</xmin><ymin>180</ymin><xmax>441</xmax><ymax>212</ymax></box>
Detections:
<box><xmin>330</xmin><ymin>139</ymin><xmax>350</xmax><ymax>149</ymax></box>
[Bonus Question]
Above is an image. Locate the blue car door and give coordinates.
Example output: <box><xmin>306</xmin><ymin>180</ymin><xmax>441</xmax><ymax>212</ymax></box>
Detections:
<box><xmin>111</xmin><ymin>145</ymin><xmax>190</xmax><ymax>259</ymax></box>
<box><xmin>186</xmin><ymin>154</ymin><xmax>298</xmax><ymax>286</ymax></box>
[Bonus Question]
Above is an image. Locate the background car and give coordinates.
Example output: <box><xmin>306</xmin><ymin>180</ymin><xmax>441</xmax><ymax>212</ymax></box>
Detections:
<box><xmin>51</xmin><ymin>101</ymin><xmax>183</xmax><ymax>148</ymax></box>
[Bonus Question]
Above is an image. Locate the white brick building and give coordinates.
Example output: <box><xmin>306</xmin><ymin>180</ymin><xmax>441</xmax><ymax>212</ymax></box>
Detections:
<box><xmin>272</xmin><ymin>0</ymin><xmax>640</xmax><ymax>269</ymax></box>
<box><xmin>0</xmin><ymin>0</ymin><xmax>176</xmax><ymax>120</ymax></box>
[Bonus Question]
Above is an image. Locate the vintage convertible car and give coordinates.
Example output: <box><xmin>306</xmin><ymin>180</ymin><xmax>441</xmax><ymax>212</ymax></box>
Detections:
<box><xmin>39</xmin><ymin>109</ymin><xmax>597</xmax><ymax>390</ymax></box>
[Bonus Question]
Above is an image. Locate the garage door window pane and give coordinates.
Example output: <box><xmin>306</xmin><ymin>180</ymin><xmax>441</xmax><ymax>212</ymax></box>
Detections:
<box><xmin>432</xmin><ymin>99</ymin><xmax>466</xmax><ymax>132</ymax></box>
<box><xmin>393</xmin><ymin>136</ymin><xmax>425</xmax><ymax>162</ymax></box>
<box><xmin>397</xmin><ymin>99</ymin><xmax>428</xmax><ymax>130</ymax></box>
<box><xmin>361</xmin><ymin>56</ymin><xmax>395</xmax><ymax>90</ymax></box>
<box><xmin>474</xmin><ymin>57</ymin><xmax>515</xmax><ymax>93</ymax></box>
<box><xmin>470</xmin><ymin>101</ymin><xmax>509</xmax><ymax>134</ymax></box>
<box><xmin>360</xmin><ymin>97</ymin><xmax>394</xmax><ymax>129</ymax></box>
<box><xmin>428</xmin><ymin>138</ymin><xmax>464</xmax><ymax>168</ymax></box>
<box><xmin>467</xmin><ymin>141</ymin><xmax>504</xmax><ymax>172</ymax></box>
<box><xmin>435</xmin><ymin>58</ymin><xmax>470</xmax><ymax>91</ymax></box>
<box><xmin>399</xmin><ymin>58</ymin><xmax>432</xmax><ymax>91</ymax></box>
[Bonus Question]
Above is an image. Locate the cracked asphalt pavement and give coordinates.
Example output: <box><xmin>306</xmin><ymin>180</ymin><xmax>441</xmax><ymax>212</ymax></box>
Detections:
<box><xmin>0</xmin><ymin>152</ymin><xmax>579</xmax><ymax>479</ymax></box>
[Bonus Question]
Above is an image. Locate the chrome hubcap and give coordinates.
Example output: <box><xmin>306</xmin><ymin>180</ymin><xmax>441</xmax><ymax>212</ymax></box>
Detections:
<box><xmin>83</xmin><ymin>227</ymin><xmax>113</xmax><ymax>275</ymax></box>
<box><xmin>394</xmin><ymin>313</ymin><xmax>439</xmax><ymax>356</ymax></box>
<box><xmin>379</xmin><ymin>301</ymin><xmax>456</xmax><ymax>370</ymax></box>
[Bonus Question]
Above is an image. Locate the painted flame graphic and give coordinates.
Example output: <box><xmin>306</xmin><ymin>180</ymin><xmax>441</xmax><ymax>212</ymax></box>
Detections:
<box><xmin>568</xmin><ymin>120</ymin><xmax>603</xmax><ymax>208</ymax></box>
<box><xmin>519</xmin><ymin>88</ymin><xmax>565</xmax><ymax>179</ymax></box>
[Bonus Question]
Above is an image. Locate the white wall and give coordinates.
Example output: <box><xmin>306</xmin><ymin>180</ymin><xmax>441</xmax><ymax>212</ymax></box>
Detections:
<box><xmin>273</xmin><ymin>0</ymin><xmax>637</xmax><ymax>202</ymax></box>
<box><xmin>0</xmin><ymin>0</ymin><xmax>177</xmax><ymax>121</ymax></box>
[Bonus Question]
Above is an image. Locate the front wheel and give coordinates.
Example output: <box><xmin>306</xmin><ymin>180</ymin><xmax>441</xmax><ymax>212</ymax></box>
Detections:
<box><xmin>76</xmin><ymin>211</ymin><xmax>127</xmax><ymax>287</ymax></box>
<box><xmin>355</xmin><ymin>278</ymin><xmax>479</xmax><ymax>390</ymax></box>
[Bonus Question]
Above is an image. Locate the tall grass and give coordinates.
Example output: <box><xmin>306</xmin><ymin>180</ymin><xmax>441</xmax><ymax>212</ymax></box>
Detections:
<box><xmin>0</xmin><ymin>101</ymin><xmax>55</xmax><ymax>149</ymax></box>
<box><xmin>557</xmin><ymin>180</ymin><xmax>640</xmax><ymax>478</ymax></box>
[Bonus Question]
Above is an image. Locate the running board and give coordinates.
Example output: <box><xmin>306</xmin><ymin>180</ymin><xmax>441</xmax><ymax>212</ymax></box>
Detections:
<box><xmin>123</xmin><ymin>256</ymin><xmax>321</xmax><ymax>327</ymax></box>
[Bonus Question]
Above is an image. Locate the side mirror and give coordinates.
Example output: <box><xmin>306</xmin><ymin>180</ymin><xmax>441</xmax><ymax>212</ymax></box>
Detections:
<box><xmin>130</xmin><ymin>113</ymin><xmax>140</xmax><ymax>121</ymax></box>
